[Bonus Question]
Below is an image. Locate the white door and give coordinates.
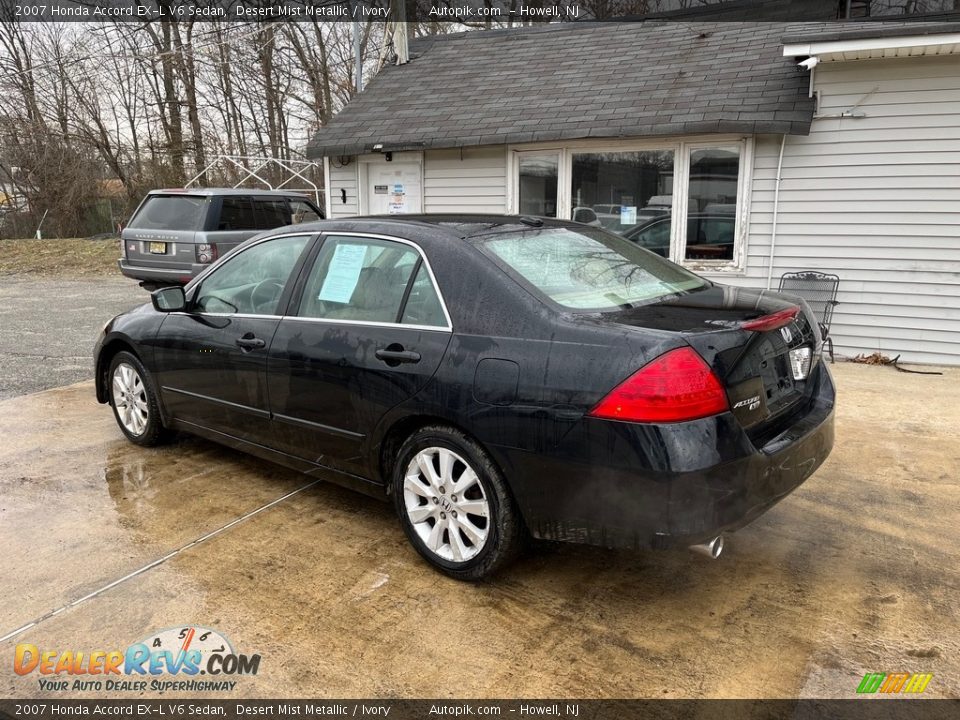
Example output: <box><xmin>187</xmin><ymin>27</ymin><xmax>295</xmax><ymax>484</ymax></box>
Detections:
<box><xmin>366</xmin><ymin>162</ymin><xmax>422</xmax><ymax>215</ymax></box>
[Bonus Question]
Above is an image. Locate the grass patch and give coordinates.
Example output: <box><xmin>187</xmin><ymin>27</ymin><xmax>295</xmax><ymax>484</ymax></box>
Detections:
<box><xmin>0</xmin><ymin>237</ymin><xmax>120</xmax><ymax>276</ymax></box>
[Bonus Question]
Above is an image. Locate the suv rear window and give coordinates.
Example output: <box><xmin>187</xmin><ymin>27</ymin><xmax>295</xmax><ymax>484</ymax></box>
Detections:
<box><xmin>128</xmin><ymin>195</ymin><xmax>206</xmax><ymax>231</ymax></box>
<box><xmin>480</xmin><ymin>227</ymin><xmax>708</xmax><ymax>311</ymax></box>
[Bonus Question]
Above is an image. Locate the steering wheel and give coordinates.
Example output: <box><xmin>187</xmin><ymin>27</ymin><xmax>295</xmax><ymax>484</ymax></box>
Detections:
<box><xmin>251</xmin><ymin>279</ymin><xmax>284</xmax><ymax>314</ymax></box>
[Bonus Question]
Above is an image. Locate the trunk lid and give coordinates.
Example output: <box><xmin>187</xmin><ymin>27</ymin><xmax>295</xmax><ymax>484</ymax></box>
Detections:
<box><xmin>121</xmin><ymin>193</ymin><xmax>209</xmax><ymax>275</ymax></box>
<box><xmin>606</xmin><ymin>285</ymin><xmax>822</xmax><ymax>438</ymax></box>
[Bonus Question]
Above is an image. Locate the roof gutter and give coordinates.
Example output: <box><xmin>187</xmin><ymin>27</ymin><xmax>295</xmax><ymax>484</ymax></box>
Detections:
<box><xmin>783</xmin><ymin>32</ymin><xmax>960</xmax><ymax>61</ymax></box>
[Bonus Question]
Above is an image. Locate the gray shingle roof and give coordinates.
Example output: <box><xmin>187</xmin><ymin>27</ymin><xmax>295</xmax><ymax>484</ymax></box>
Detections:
<box><xmin>306</xmin><ymin>22</ymin><xmax>816</xmax><ymax>159</ymax></box>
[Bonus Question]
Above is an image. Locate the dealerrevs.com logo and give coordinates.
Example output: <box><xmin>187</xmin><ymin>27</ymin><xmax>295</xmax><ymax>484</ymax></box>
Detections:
<box><xmin>14</xmin><ymin>626</ymin><xmax>260</xmax><ymax>693</ymax></box>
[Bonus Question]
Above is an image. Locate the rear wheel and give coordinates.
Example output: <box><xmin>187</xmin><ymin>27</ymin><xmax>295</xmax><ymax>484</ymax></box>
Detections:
<box><xmin>392</xmin><ymin>426</ymin><xmax>523</xmax><ymax>580</ymax></box>
<box><xmin>108</xmin><ymin>351</ymin><xmax>172</xmax><ymax>447</ymax></box>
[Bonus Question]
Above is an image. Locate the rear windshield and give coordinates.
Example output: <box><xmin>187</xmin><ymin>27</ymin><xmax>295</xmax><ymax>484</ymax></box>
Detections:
<box><xmin>479</xmin><ymin>226</ymin><xmax>708</xmax><ymax>311</ymax></box>
<box><xmin>128</xmin><ymin>195</ymin><xmax>206</xmax><ymax>231</ymax></box>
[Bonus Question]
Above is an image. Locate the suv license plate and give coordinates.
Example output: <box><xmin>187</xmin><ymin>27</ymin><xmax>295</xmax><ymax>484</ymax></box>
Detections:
<box><xmin>149</xmin><ymin>242</ymin><xmax>167</xmax><ymax>254</ymax></box>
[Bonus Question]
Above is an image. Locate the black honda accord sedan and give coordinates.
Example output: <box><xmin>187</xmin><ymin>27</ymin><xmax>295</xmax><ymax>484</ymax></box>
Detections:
<box><xmin>95</xmin><ymin>215</ymin><xmax>834</xmax><ymax>579</ymax></box>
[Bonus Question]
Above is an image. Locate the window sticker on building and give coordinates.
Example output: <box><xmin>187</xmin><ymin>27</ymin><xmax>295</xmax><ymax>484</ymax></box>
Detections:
<box><xmin>374</xmin><ymin>185</ymin><xmax>388</xmax><ymax>194</ymax></box>
<box><xmin>390</xmin><ymin>183</ymin><xmax>407</xmax><ymax>214</ymax></box>
<box><xmin>620</xmin><ymin>206</ymin><xmax>637</xmax><ymax>225</ymax></box>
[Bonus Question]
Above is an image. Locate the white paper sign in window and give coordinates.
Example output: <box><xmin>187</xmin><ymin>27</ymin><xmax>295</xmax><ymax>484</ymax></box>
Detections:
<box><xmin>317</xmin><ymin>243</ymin><xmax>366</xmax><ymax>303</ymax></box>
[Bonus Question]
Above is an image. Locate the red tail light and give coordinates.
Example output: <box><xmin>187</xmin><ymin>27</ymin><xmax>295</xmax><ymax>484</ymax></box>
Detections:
<box><xmin>195</xmin><ymin>243</ymin><xmax>218</xmax><ymax>264</ymax></box>
<box><xmin>587</xmin><ymin>347</ymin><xmax>729</xmax><ymax>423</ymax></box>
<box><xmin>740</xmin><ymin>306</ymin><xmax>799</xmax><ymax>332</ymax></box>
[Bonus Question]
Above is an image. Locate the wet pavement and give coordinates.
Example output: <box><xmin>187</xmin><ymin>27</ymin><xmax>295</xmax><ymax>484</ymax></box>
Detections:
<box><xmin>1</xmin><ymin>363</ymin><xmax>958</xmax><ymax>699</ymax></box>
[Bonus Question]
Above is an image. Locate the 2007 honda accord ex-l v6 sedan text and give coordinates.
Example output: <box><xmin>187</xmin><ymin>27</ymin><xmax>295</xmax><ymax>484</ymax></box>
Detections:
<box><xmin>94</xmin><ymin>215</ymin><xmax>835</xmax><ymax>580</ymax></box>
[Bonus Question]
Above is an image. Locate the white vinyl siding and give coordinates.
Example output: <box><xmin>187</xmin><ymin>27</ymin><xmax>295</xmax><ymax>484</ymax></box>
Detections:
<box><xmin>718</xmin><ymin>56</ymin><xmax>960</xmax><ymax>365</ymax></box>
<box><xmin>424</xmin><ymin>147</ymin><xmax>507</xmax><ymax>214</ymax></box>
<box><xmin>327</xmin><ymin>159</ymin><xmax>359</xmax><ymax>218</ymax></box>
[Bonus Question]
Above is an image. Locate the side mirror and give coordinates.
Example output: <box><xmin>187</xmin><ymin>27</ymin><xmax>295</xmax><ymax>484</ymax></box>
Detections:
<box><xmin>572</xmin><ymin>207</ymin><xmax>600</xmax><ymax>226</ymax></box>
<box><xmin>151</xmin><ymin>286</ymin><xmax>186</xmax><ymax>312</ymax></box>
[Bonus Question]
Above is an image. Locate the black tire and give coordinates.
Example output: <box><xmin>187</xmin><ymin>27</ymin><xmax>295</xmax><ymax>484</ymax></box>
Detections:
<box><xmin>107</xmin><ymin>351</ymin><xmax>172</xmax><ymax>447</ymax></box>
<box><xmin>392</xmin><ymin>425</ymin><xmax>523</xmax><ymax>580</ymax></box>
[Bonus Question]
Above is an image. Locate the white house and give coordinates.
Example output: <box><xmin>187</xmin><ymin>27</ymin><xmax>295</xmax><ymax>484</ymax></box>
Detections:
<box><xmin>307</xmin><ymin>21</ymin><xmax>960</xmax><ymax>365</ymax></box>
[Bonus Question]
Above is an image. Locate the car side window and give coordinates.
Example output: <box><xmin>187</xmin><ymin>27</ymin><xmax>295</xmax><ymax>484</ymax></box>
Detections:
<box><xmin>253</xmin><ymin>198</ymin><xmax>292</xmax><ymax>229</ymax></box>
<box><xmin>194</xmin><ymin>235</ymin><xmax>311</xmax><ymax>316</ymax></box>
<box><xmin>633</xmin><ymin>219</ymin><xmax>670</xmax><ymax>257</ymax></box>
<box><xmin>400</xmin><ymin>264</ymin><xmax>447</xmax><ymax>327</ymax></box>
<box><xmin>297</xmin><ymin>236</ymin><xmax>445</xmax><ymax>327</ymax></box>
<box><xmin>218</xmin><ymin>197</ymin><xmax>256</xmax><ymax>230</ymax></box>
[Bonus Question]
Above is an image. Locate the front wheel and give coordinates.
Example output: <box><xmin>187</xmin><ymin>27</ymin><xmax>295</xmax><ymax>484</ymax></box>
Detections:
<box><xmin>392</xmin><ymin>426</ymin><xmax>523</xmax><ymax>580</ymax></box>
<box><xmin>108</xmin><ymin>351</ymin><xmax>172</xmax><ymax>447</ymax></box>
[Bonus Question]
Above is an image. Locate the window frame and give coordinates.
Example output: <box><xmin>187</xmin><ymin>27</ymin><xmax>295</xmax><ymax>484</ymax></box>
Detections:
<box><xmin>510</xmin><ymin>149</ymin><xmax>565</xmax><ymax>218</ymax></box>
<box><xmin>675</xmin><ymin>139</ymin><xmax>751</xmax><ymax>271</ymax></box>
<box><xmin>285</xmin><ymin>232</ymin><xmax>454</xmax><ymax>333</ymax></box>
<box><xmin>508</xmin><ymin>135</ymin><xmax>753</xmax><ymax>274</ymax></box>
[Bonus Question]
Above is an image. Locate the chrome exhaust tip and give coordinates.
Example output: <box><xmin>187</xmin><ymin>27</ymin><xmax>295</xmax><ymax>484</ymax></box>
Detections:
<box><xmin>690</xmin><ymin>535</ymin><xmax>724</xmax><ymax>559</ymax></box>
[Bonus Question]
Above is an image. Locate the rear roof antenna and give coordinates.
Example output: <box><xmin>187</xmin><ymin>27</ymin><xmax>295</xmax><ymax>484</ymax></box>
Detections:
<box><xmin>519</xmin><ymin>216</ymin><xmax>544</xmax><ymax>227</ymax></box>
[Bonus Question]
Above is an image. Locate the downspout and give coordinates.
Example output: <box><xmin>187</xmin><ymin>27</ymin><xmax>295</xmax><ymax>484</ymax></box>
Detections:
<box><xmin>765</xmin><ymin>133</ymin><xmax>787</xmax><ymax>290</ymax></box>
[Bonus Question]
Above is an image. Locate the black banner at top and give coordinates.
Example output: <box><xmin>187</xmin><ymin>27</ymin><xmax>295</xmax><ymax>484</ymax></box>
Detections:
<box><xmin>2</xmin><ymin>0</ymin><xmax>960</xmax><ymax>23</ymax></box>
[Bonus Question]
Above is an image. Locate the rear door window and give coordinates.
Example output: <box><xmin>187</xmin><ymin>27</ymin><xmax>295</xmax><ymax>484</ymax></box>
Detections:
<box><xmin>297</xmin><ymin>236</ymin><xmax>447</xmax><ymax>328</ymax></box>
<box><xmin>400</xmin><ymin>264</ymin><xmax>447</xmax><ymax>328</ymax></box>
<box><xmin>218</xmin><ymin>197</ymin><xmax>257</xmax><ymax>230</ymax></box>
<box><xmin>128</xmin><ymin>195</ymin><xmax>206</xmax><ymax>231</ymax></box>
<box><xmin>253</xmin><ymin>198</ymin><xmax>292</xmax><ymax>229</ymax></box>
<box><xmin>298</xmin><ymin>237</ymin><xmax>417</xmax><ymax>324</ymax></box>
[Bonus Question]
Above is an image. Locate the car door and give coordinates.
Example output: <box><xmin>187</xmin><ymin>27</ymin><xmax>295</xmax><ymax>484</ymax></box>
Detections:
<box><xmin>266</xmin><ymin>233</ymin><xmax>453</xmax><ymax>477</ymax></box>
<box><xmin>152</xmin><ymin>233</ymin><xmax>314</xmax><ymax>443</ymax></box>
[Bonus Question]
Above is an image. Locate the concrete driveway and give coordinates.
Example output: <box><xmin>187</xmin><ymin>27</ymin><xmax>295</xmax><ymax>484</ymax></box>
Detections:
<box><xmin>1</xmin><ymin>362</ymin><xmax>957</xmax><ymax>699</ymax></box>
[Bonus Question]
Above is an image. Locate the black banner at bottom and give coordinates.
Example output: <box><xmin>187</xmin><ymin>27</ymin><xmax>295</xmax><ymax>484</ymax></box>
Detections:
<box><xmin>1</xmin><ymin>700</ymin><xmax>959</xmax><ymax>720</ymax></box>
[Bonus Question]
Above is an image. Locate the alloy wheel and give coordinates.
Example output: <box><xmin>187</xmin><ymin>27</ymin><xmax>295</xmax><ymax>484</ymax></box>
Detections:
<box><xmin>112</xmin><ymin>362</ymin><xmax>149</xmax><ymax>436</ymax></box>
<box><xmin>402</xmin><ymin>447</ymin><xmax>490</xmax><ymax>563</ymax></box>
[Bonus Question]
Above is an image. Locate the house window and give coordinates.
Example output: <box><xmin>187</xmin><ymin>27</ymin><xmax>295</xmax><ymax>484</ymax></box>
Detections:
<box><xmin>511</xmin><ymin>137</ymin><xmax>750</xmax><ymax>271</ymax></box>
<box><xmin>684</xmin><ymin>146</ymin><xmax>740</xmax><ymax>263</ymax></box>
<box><xmin>517</xmin><ymin>152</ymin><xmax>559</xmax><ymax>217</ymax></box>
<box><xmin>571</xmin><ymin>151</ymin><xmax>674</xmax><ymax>234</ymax></box>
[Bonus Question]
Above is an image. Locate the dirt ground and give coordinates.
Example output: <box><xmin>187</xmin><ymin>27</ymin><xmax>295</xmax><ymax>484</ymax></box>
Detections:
<box><xmin>0</xmin><ymin>238</ymin><xmax>120</xmax><ymax>277</ymax></box>
<box><xmin>0</xmin><ymin>362</ymin><xmax>957</xmax><ymax>700</ymax></box>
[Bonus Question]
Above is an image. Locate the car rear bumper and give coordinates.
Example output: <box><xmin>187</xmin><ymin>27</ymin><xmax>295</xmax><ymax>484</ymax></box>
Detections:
<box><xmin>494</xmin><ymin>363</ymin><xmax>836</xmax><ymax>550</ymax></box>
<box><xmin>118</xmin><ymin>259</ymin><xmax>205</xmax><ymax>284</ymax></box>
